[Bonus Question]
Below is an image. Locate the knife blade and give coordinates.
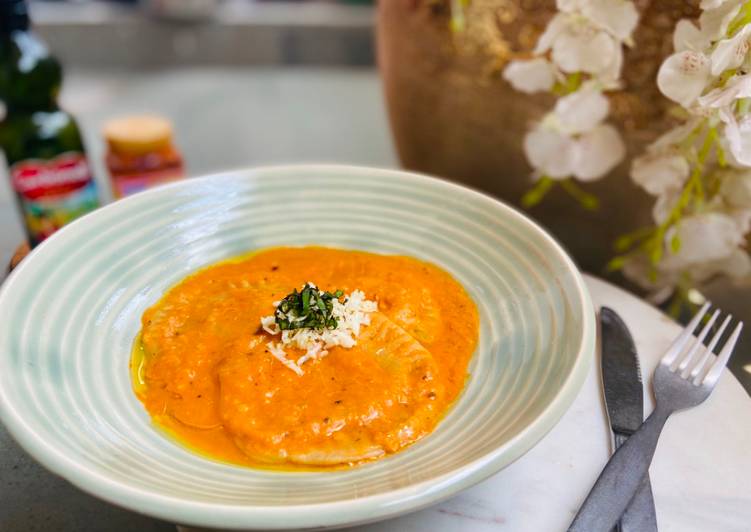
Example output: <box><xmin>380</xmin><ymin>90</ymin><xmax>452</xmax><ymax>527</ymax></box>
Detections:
<box><xmin>600</xmin><ymin>307</ymin><xmax>658</xmax><ymax>532</ymax></box>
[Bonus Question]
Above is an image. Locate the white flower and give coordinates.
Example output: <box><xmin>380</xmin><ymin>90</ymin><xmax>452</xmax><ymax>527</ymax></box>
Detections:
<box><xmin>631</xmin><ymin>152</ymin><xmax>690</xmax><ymax>195</ymax></box>
<box><xmin>524</xmin><ymin>121</ymin><xmax>625</xmax><ymax>181</ymax></box>
<box><xmin>581</xmin><ymin>0</ymin><xmax>639</xmax><ymax>42</ymax></box>
<box><xmin>524</xmin><ymin>127</ymin><xmax>578</xmax><ymax>179</ymax></box>
<box><xmin>657</xmin><ymin>51</ymin><xmax>712</xmax><ymax>107</ymax></box>
<box><xmin>625</xmin><ymin>245</ymin><xmax>751</xmax><ymax>299</ymax></box>
<box><xmin>553</xmin><ymin>27</ymin><xmax>617</xmax><ymax>75</ymax></box>
<box><xmin>647</xmin><ymin>119</ymin><xmax>703</xmax><ymax>153</ymax></box>
<box><xmin>673</xmin><ymin>2</ymin><xmax>742</xmax><ymax>52</ymax></box>
<box><xmin>552</xmin><ymin>87</ymin><xmax>610</xmax><ymax>134</ymax></box>
<box><xmin>684</xmin><ymin>248</ymin><xmax>751</xmax><ymax>284</ymax></box>
<box><xmin>515</xmin><ymin>0</ymin><xmax>632</xmax><ymax>186</ymax></box>
<box><xmin>652</xmin><ymin>189</ymin><xmax>680</xmax><ymax>225</ymax></box>
<box><xmin>556</xmin><ymin>0</ymin><xmax>586</xmax><ymax>11</ymax></box>
<box><xmin>662</xmin><ymin>212</ymin><xmax>746</xmax><ymax>267</ymax></box>
<box><xmin>673</xmin><ymin>19</ymin><xmax>711</xmax><ymax>52</ymax></box>
<box><xmin>571</xmin><ymin>124</ymin><xmax>626</xmax><ymax>180</ymax></box>
<box><xmin>699</xmin><ymin>0</ymin><xmax>743</xmax><ymax>41</ymax></box>
<box><xmin>535</xmin><ymin>13</ymin><xmax>568</xmax><ymax>54</ymax></box>
<box><xmin>710</xmin><ymin>25</ymin><xmax>751</xmax><ymax>75</ymax></box>
<box><xmin>720</xmin><ymin>169</ymin><xmax>751</xmax><ymax>207</ymax></box>
<box><xmin>720</xmin><ymin>109</ymin><xmax>751</xmax><ymax>166</ymax></box>
<box><xmin>718</xmin><ymin>130</ymin><xmax>751</xmax><ymax>168</ymax></box>
<box><xmin>536</xmin><ymin>14</ymin><xmax>623</xmax><ymax>79</ymax></box>
<box><xmin>697</xmin><ymin>74</ymin><xmax>751</xmax><ymax>108</ymax></box>
<box><xmin>719</xmin><ymin>176</ymin><xmax>751</xmax><ymax>231</ymax></box>
<box><xmin>623</xmin><ymin>0</ymin><xmax>751</xmax><ymax>295</ymax></box>
<box><xmin>730</xmin><ymin>208</ymin><xmax>751</xmax><ymax>233</ymax></box>
<box><xmin>709</xmin><ymin>248</ymin><xmax>751</xmax><ymax>280</ymax></box>
<box><xmin>556</xmin><ymin>0</ymin><xmax>638</xmax><ymax>42</ymax></box>
<box><xmin>621</xmin><ymin>255</ymin><xmax>679</xmax><ymax>303</ymax></box>
<box><xmin>502</xmin><ymin>59</ymin><xmax>557</xmax><ymax>93</ymax></box>
<box><xmin>597</xmin><ymin>43</ymin><xmax>624</xmax><ymax>85</ymax></box>
<box><xmin>700</xmin><ymin>0</ymin><xmax>738</xmax><ymax>9</ymax></box>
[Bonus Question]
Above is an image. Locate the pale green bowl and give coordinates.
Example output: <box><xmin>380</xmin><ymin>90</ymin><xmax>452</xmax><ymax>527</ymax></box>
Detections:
<box><xmin>0</xmin><ymin>165</ymin><xmax>594</xmax><ymax>530</ymax></box>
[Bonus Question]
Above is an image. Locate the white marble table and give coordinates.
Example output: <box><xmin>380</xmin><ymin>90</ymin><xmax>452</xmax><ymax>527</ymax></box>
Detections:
<box><xmin>183</xmin><ymin>275</ymin><xmax>751</xmax><ymax>532</ymax></box>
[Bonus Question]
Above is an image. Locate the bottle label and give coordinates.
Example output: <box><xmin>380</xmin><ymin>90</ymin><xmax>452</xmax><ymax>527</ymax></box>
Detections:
<box><xmin>10</xmin><ymin>152</ymin><xmax>99</xmax><ymax>246</ymax></box>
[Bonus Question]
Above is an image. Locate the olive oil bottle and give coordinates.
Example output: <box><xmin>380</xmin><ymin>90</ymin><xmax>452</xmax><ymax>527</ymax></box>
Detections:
<box><xmin>0</xmin><ymin>0</ymin><xmax>99</xmax><ymax>247</ymax></box>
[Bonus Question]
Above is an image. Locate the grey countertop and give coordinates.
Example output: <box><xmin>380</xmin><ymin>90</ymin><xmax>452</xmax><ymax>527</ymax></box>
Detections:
<box><xmin>0</xmin><ymin>66</ymin><xmax>396</xmax><ymax>532</ymax></box>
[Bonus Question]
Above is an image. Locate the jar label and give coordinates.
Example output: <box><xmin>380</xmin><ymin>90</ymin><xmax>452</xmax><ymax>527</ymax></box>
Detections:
<box><xmin>111</xmin><ymin>167</ymin><xmax>184</xmax><ymax>198</ymax></box>
<box><xmin>10</xmin><ymin>152</ymin><xmax>99</xmax><ymax>246</ymax></box>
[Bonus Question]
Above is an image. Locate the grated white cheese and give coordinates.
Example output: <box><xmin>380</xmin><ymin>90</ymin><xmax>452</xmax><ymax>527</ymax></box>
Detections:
<box><xmin>260</xmin><ymin>284</ymin><xmax>378</xmax><ymax>375</ymax></box>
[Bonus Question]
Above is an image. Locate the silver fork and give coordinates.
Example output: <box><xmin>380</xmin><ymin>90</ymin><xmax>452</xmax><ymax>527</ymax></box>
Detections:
<box><xmin>569</xmin><ymin>303</ymin><xmax>743</xmax><ymax>532</ymax></box>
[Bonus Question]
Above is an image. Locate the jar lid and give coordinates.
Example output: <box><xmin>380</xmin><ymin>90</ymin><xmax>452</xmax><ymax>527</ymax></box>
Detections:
<box><xmin>104</xmin><ymin>115</ymin><xmax>174</xmax><ymax>155</ymax></box>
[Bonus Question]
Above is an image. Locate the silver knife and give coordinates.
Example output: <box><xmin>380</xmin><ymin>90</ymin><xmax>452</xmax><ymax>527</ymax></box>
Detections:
<box><xmin>600</xmin><ymin>307</ymin><xmax>658</xmax><ymax>532</ymax></box>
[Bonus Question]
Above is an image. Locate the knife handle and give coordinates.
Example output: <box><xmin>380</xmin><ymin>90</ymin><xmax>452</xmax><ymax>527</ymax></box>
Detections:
<box><xmin>614</xmin><ymin>432</ymin><xmax>659</xmax><ymax>532</ymax></box>
<box><xmin>568</xmin><ymin>407</ymin><xmax>670</xmax><ymax>532</ymax></box>
<box><xmin>621</xmin><ymin>475</ymin><xmax>659</xmax><ymax>532</ymax></box>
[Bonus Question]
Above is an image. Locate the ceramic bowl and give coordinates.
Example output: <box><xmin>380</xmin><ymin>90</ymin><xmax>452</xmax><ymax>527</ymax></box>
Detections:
<box><xmin>0</xmin><ymin>165</ymin><xmax>594</xmax><ymax>529</ymax></box>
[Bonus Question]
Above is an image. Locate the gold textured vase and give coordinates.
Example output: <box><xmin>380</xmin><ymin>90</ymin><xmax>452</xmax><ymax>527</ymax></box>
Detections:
<box><xmin>377</xmin><ymin>0</ymin><xmax>701</xmax><ymax>275</ymax></box>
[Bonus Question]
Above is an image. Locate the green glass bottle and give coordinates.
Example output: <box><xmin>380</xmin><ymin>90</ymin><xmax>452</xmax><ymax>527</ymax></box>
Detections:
<box><xmin>0</xmin><ymin>0</ymin><xmax>99</xmax><ymax>247</ymax></box>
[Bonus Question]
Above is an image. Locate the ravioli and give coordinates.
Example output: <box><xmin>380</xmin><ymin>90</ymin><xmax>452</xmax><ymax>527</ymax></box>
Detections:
<box><xmin>220</xmin><ymin>313</ymin><xmax>443</xmax><ymax>465</ymax></box>
<box><xmin>133</xmin><ymin>247</ymin><xmax>479</xmax><ymax>469</ymax></box>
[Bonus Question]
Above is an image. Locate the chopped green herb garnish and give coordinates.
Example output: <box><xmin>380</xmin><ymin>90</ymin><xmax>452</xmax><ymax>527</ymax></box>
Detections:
<box><xmin>274</xmin><ymin>283</ymin><xmax>343</xmax><ymax>331</ymax></box>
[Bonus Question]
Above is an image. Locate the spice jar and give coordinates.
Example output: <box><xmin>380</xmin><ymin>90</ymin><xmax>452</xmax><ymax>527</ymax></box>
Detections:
<box><xmin>104</xmin><ymin>115</ymin><xmax>184</xmax><ymax>198</ymax></box>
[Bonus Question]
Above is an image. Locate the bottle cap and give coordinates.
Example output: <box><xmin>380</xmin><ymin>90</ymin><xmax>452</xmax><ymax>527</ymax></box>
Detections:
<box><xmin>0</xmin><ymin>0</ymin><xmax>30</xmax><ymax>33</ymax></box>
<box><xmin>104</xmin><ymin>115</ymin><xmax>174</xmax><ymax>156</ymax></box>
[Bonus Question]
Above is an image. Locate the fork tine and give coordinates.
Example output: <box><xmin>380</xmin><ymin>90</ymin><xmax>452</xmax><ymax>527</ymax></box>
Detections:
<box><xmin>678</xmin><ymin>309</ymin><xmax>720</xmax><ymax>376</ymax></box>
<box><xmin>661</xmin><ymin>302</ymin><xmax>710</xmax><ymax>366</ymax></box>
<box><xmin>702</xmin><ymin>321</ymin><xmax>744</xmax><ymax>386</ymax></box>
<box><xmin>691</xmin><ymin>315</ymin><xmax>732</xmax><ymax>384</ymax></box>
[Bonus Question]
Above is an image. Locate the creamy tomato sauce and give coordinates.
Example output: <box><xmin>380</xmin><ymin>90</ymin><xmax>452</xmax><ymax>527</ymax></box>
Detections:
<box><xmin>132</xmin><ymin>247</ymin><xmax>479</xmax><ymax>469</ymax></box>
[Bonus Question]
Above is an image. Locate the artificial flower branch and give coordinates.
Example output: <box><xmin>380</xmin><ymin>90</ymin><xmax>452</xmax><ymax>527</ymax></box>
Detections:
<box><xmin>502</xmin><ymin>0</ymin><xmax>638</xmax><ymax>209</ymax></box>
<box><xmin>451</xmin><ymin>0</ymin><xmax>751</xmax><ymax>303</ymax></box>
<box><xmin>617</xmin><ymin>0</ymin><xmax>751</xmax><ymax>303</ymax></box>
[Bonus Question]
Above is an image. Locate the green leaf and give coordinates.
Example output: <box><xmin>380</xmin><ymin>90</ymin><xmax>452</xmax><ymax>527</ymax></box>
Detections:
<box><xmin>302</xmin><ymin>288</ymin><xmax>311</xmax><ymax>313</ymax></box>
<box><xmin>273</xmin><ymin>283</ymin><xmax>343</xmax><ymax>331</ymax></box>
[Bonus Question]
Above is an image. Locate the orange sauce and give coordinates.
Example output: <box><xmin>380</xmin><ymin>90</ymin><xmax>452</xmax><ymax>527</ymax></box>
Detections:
<box><xmin>132</xmin><ymin>247</ymin><xmax>479</xmax><ymax>470</ymax></box>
